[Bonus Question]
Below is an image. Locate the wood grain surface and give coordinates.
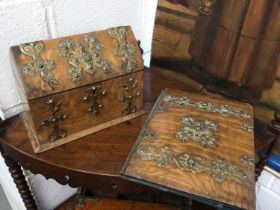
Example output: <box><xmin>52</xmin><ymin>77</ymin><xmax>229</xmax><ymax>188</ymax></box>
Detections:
<box><xmin>123</xmin><ymin>88</ymin><xmax>255</xmax><ymax>209</ymax></box>
<box><xmin>189</xmin><ymin>0</ymin><xmax>280</xmax><ymax>89</ymax></box>
<box><xmin>10</xmin><ymin>26</ymin><xmax>144</xmax><ymax>100</ymax></box>
<box><xmin>24</xmin><ymin>71</ymin><xmax>144</xmax><ymax>153</ymax></box>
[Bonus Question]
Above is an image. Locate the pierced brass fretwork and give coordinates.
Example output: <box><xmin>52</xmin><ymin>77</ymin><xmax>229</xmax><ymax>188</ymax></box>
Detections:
<box><xmin>142</xmin><ymin>130</ymin><xmax>157</xmax><ymax>141</ymax></box>
<box><xmin>240</xmin><ymin>124</ymin><xmax>254</xmax><ymax>133</ymax></box>
<box><xmin>199</xmin><ymin>0</ymin><xmax>216</xmax><ymax>15</ymax></box>
<box><xmin>20</xmin><ymin>41</ymin><xmax>57</xmax><ymax>86</ymax></box>
<box><xmin>162</xmin><ymin>95</ymin><xmax>251</xmax><ymax>119</ymax></box>
<box><xmin>155</xmin><ymin>102</ymin><xmax>167</xmax><ymax>113</ymax></box>
<box><xmin>137</xmin><ymin>145</ymin><xmax>251</xmax><ymax>184</ymax></box>
<box><xmin>240</xmin><ymin>155</ymin><xmax>255</xmax><ymax>167</ymax></box>
<box><xmin>59</xmin><ymin>35</ymin><xmax>111</xmax><ymax>82</ymax></box>
<box><xmin>41</xmin><ymin>97</ymin><xmax>67</xmax><ymax>142</ymax></box>
<box><xmin>176</xmin><ymin>116</ymin><xmax>218</xmax><ymax>148</ymax></box>
<box><xmin>108</xmin><ymin>26</ymin><xmax>137</xmax><ymax>73</ymax></box>
<box><xmin>81</xmin><ymin>86</ymin><xmax>107</xmax><ymax>115</ymax></box>
<box><xmin>120</xmin><ymin>77</ymin><xmax>141</xmax><ymax>116</ymax></box>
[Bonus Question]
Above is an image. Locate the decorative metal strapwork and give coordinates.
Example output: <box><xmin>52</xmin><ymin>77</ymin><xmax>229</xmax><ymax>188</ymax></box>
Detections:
<box><xmin>240</xmin><ymin>124</ymin><xmax>254</xmax><ymax>133</ymax></box>
<box><xmin>142</xmin><ymin>130</ymin><xmax>157</xmax><ymax>141</ymax></box>
<box><xmin>59</xmin><ymin>35</ymin><xmax>111</xmax><ymax>82</ymax></box>
<box><xmin>108</xmin><ymin>26</ymin><xmax>137</xmax><ymax>73</ymax></box>
<box><xmin>81</xmin><ymin>86</ymin><xmax>107</xmax><ymax>115</ymax></box>
<box><xmin>120</xmin><ymin>77</ymin><xmax>141</xmax><ymax>116</ymax></box>
<box><xmin>20</xmin><ymin>41</ymin><xmax>57</xmax><ymax>87</ymax></box>
<box><xmin>41</xmin><ymin>97</ymin><xmax>67</xmax><ymax>142</ymax></box>
<box><xmin>155</xmin><ymin>102</ymin><xmax>167</xmax><ymax>113</ymax></box>
<box><xmin>176</xmin><ymin>116</ymin><xmax>218</xmax><ymax>148</ymax></box>
<box><xmin>162</xmin><ymin>95</ymin><xmax>251</xmax><ymax>119</ymax></box>
<box><xmin>240</xmin><ymin>155</ymin><xmax>255</xmax><ymax>167</ymax></box>
<box><xmin>137</xmin><ymin>145</ymin><xmax>251</xmax><ymax>184</ymax></box>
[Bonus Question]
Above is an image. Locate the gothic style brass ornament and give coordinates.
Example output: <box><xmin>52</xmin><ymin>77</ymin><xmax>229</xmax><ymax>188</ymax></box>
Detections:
<box><xmin>155</xmin><ymin>102</ymin><xmax>167</xmax><ymax>113</ymax></box>
<box><xmin>81</xmin><ymin>86</ymin><xmax>107</xmax><ymax>115</ymax></box>
<box><xmin>240</xmin><ymin>124</ymin><xmax>254</xmax><ymax>133</ymax></box>
<box><xmin>137</xmin><ymin>145</ymin><xmax>250</xmax><ymax>184</ymax></box>
<box><xmin>240</xmin><ymin>155</ymin><xmax>255</xmax><ymax>167</ymax></box>
<box><xmin>20</xmin><ymin>41</ymin><xmax>58</xmax><ymax>86</ymax></box>
<box><xmin>41</xmin><ymin>97</ymin><xmax>67</xmax><ymax>142</ymax></box>
<box><xmin>199</xmin><ymin>0</ymin><xmax>216</xmax><ymax>15</ymax></box>
<box><xmin>59</xmin><ymin>35</ymin><xmax>112</xmax><ymax>82</ymax></box>
<box><xmin>162</xmin><ymin>95</ymin><xmax>251</xmax><ymax>119</ymax></box>
<box><xmin>120</xmin><ymin>77</ymin><xmax>141</xmax><ymax>116</ymax></box>
<box><xmin>142</xmin><ymin>130</ymin><xmax>157</xmax><ymax>140</ymax></box>
<box><xmin>176</xmin><ymin>116</ymin><xmax>218</xmax><ymax>148</ymax></box>
<box><xmin>108</xmin><ymin>26</ymin><xmax>137</xmax><ymax>73</ymax></box>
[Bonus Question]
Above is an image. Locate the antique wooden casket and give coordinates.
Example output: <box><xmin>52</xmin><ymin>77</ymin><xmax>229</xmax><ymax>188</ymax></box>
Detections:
<box><xmin>10</xmin><ymin>26</ymin><xmax>144</xmax><ymax>153</ymax></box>
<box><xmin>122</xmin><ymin>88</ymin><xmax>255</xmax><ymax>209</ymax></box>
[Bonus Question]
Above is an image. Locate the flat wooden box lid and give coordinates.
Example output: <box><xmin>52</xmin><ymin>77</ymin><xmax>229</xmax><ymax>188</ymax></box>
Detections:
<box><xmin>10</xmin><ymin>26</ymin><xmax>143</xmax><ymax>100</ymax></box>
<box><xmin>122</xmin><ymin>88</ymin><xmax>255</xmax><ymax>210</ymax></box>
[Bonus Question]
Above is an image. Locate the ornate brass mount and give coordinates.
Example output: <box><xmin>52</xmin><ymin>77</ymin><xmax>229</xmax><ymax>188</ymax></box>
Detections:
<box><xmin>41</xmin><ymin>97</ymin><xmax>67</xmax><ymax>142</ymax></box>
<box><xmin>108</xmin><ymin>26</ymin><xmax>137</xmax><ymax>73</ymax></box>
<box><xmin>240</xmin><ymin>155</ymin><xmax>255</xmax><ymax>167</ymax></box>
<box><xmin>120</xmin><ymin>77</ymin><xmax>141</xmax><ymax>116</ymax></box>
<box><xmin>142</xmin><ymin>130</ymin><xmax>157</xmax><ymax>140</ymax></box>
<box><xmin>162</xmin><ymin>95</ymin><xmax>251</xmax><ymax>119</ymax></box>
<box><xmin>176</xmin><ymin>116</ymin><xmax>218</xmax><ymax>148</ymax></box>
<box><xmin>20</xmin><ymin>41</ymin><xmax>58</xmax><ymax>87</ymax></box>
<box><xmin>240</xmin><ymin>124</ymin><xmax>254</xmax><ymax>133</ymax></box>
<box><xmin>199</xmin><ymin>0</ymin><xmax>216</xmax><ymax>15</ymax></box>
<box><xmin>59</xmin><ymin>35</ymin><xmax>112</xmax><ymax>82</ymax></box>
<box><xmin>81</xmin><ymin>86</ymin><xmax>107</xmax><ymax>115</ymax></box>
<box><xmin>155</xmin><ymin>102</ymin><xmax>167</xmax><ymax>113</ymax></box>
<box><xmin>137</xmin><ymin>145</ymin><xmax>251</xmax><ymax>184</ymax></box>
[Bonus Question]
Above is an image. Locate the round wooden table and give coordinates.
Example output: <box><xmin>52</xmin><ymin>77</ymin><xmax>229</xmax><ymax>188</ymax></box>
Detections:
<box><xmin>1</xmin><ymin>67</ymin><xmax>279</xmax><ymax>210</ymax></box>
<box><xmin>0</xmin><ymin>67</ymin><xmax>199</xmax><ymax>210</ymax></box>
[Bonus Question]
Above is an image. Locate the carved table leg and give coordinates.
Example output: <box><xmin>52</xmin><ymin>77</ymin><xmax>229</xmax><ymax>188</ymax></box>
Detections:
<box><xmin>2</xmin><ymin>154</ymin><xmax>37</xmax><ymax>210</ymax></box>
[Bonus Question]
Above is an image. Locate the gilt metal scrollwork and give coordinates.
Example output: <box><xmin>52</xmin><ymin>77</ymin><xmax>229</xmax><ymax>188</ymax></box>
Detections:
<box><xmin>142</xmin><ymin>130</ymin><xmax>157</xmax><ymax>141</ymax></box>
<box><xmin>240</xmin><ymin>124</ymin><xmax>254</xmax><ymax>133</ymax></box>
<box><xmin>41</xmin><ymin>97</ymin><xmax>67</xmax><ymax>142</ymax></box>
<box><xmin>108</xmin><ymin>26</ymin><xmax>137</xmax><ymax>73</ymax></box>
<box><xmin>20</xmin><ymin>41</ymin><xmax>58</xmax><ymax>86</ymax></box>
<box><xmin>240</xmin><ymin>155</ymin><xmax>255</xmax><ymax>167</ymax></box>
<box><xmin>137</xmin><ymin>145</ymin><xmax>251</xmax><ymax>184</ymax></box>
<box><xmin>59</xmin><ymin>35</ymin><xmax>112</xmax><ymax>82</ymax></box>
<box><xmin>120</xmin><ymin>77</ymin><xmax>141</xmax><ymax>116</ymax></box>
<box><xmin>176</xmin><ymin>116</ymin><xmax>218</xmax><ymax>148</ymax></box>
<box><xmin>81</xmin><ymin>86</ymin><xmax>107</xmax><ymax>115</ymax></box>
<box><xmin>155</xmin><ymin>102</ymin><xmax>167</xmax><ymax>113</ymax></box>
<box><xmin>162</xmin><ymin>95</ymin><xmax>251</xmax><ymax>119</ymax></box>
<box><xmin>199</xmin><ymin>0</ymin><xmax>216</xmax><ymax>15</ymax></box>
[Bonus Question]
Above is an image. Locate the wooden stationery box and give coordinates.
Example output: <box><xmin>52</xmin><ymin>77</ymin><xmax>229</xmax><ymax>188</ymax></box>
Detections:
<box><xmin>10</xmin><ymin>26</ymin><xmax>145</xmax><ymax>153</ymax></box>
<box><xmin>122</xmin><ymin>88</ymin><xmax>255</xmax><ymax>210</ymax></box>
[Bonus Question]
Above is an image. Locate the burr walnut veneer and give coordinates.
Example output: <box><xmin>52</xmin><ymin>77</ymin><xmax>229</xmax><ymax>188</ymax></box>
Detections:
<box><xmin>122</xmin><ymin>88</ymin><xmax>255</xmax><ymax>210</ymax></box>
<box><xmin>10</xmin><ymin>26</ymin><xmax>144</xmax><ymax>153</ymax></box>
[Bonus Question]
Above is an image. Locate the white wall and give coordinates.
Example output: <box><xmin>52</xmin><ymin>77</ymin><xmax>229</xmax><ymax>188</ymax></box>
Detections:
<box><xmin>0</xmin><ymin>155</ymin><xmax>25</xmax><ymax>210</ymax></box>
<box><xmin>256</xmin><ymin>167</ymin><xmax>280</xmax><ymax>210</ymax></box>
<box><xmin>0</xmin><ymin>0</ymin><xmax>158</xmax><ymax>209</ymax></box>
<box><xmin>0</xmin><ymin>0</ymin><xmax>158</xmax><ymax>119</ymax></box>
